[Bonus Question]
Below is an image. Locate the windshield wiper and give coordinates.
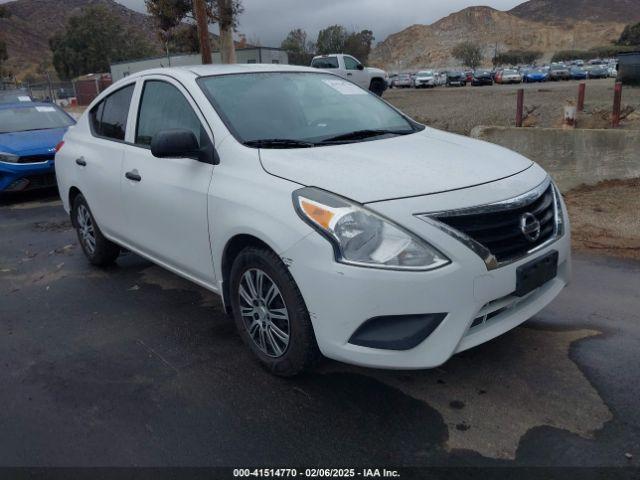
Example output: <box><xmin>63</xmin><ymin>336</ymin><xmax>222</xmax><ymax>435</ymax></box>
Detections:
<box><xmin>319</xmin><ymin>129</ymin><xmax>414</xmax><ymax>144</ymax></box>
<box><xmin>244</xmin><ymin>138</ymin><xmax>316</xmax><ymax>149</ymax></box>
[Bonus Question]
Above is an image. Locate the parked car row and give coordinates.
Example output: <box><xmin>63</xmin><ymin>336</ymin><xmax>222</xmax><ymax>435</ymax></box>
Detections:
<box><xmin>388</xmin><ymin>57</ymin><xmax>618</xmax><ymax>90</ymax></box>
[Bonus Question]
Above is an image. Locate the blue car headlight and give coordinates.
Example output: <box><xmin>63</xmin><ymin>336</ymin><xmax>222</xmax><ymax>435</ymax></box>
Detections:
<box><xmin>0</xmin><ymin>152</ymin><xmax>19</xmax><ymax>163</ymax></box>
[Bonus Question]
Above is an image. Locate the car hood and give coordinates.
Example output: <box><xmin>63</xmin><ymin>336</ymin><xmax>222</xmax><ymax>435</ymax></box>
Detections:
<box><xmin>0</xmin><ymin>127</ymin><xmax>67</xmax><ymax>156</ymax></box>
<box><xmin>259</xmin><ymin>128</ymin><xmax>534</xmax><ymax>203</ymax></box>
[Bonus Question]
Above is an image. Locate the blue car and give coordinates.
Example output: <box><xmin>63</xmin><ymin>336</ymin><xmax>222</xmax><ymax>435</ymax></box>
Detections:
<box><xmin>0</xmin><ymin>102</ymin><xmax>75</xmax><ymax>192</ymax></box>
<box><xmin>523</xmin><ymin>69</ymin><xmax>548</xmax><ymax>83</ymax></box>
<box><xmin>570</xmin><ymin>67</ymin><xmax>588</xmax><ymax>80</ymax></box>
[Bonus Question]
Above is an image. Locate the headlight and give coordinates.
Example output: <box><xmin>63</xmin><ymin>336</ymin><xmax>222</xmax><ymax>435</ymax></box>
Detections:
<box><xmin>551</xmin><ymin>182</ymin><xmax>565</xmax><ymax>236</ymax></box>
<box><xmin>0</xmin><ymin>152</ymin><xmax>19</xmax><ymax>163</ymax></box>
<box><xmin>293</xmin><ymin>187</ymin><xmax>450</xmax><ymax>271</ymax></box>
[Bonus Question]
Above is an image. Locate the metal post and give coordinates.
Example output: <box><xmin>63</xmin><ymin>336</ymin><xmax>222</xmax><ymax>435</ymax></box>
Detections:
<box><xmin>46</xmin><ymin>71</ymin><xmax>54</xmax><ymax>103</ymax></box>
<box><xmin>193</xmin><ymin>0</ymin><xmax>212</xmax><ymax>65</ymax></box>
<box><xmin>612</xmin><ymin>82</ymin><xmax>622</xmax><ymax>128</ymax></box>
<box><xmin>516</xmin><ymin>88</ymin><xmax>524</xmax><ymax>127</ymax></box>
<box><xmin>577</xmin><ymin>83</ymin><xmax>586</xmax><ymax>112</ymax></box>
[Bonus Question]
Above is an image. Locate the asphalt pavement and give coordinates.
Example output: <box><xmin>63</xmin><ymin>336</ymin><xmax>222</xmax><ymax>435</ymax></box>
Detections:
<box><xmin>1</xmin><ymin>190</ymin><xmax>639</xmax><ymax>468</ymax></box>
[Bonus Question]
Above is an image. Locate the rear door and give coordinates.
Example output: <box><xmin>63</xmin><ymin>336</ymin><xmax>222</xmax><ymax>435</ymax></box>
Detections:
<box><xmin>76</xmin><ymin>83</ymin><xmax>135</xmax><ymax>237</ymax></box>
<box><xmin>120</xmin><ymin>76</ymin><xmax>215</xmax><ymax>285</ymax></box>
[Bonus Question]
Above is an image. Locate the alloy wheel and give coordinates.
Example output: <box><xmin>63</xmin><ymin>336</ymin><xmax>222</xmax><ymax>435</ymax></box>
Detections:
<box><xmin>238</xmin><ymin>268</ymin><xmax>290</xmax><ymax>358</ymax></box>
<box><xmin>77</xmin><ymin>204</ymin><xmax>96</xmax><ymax>255</ymax></box>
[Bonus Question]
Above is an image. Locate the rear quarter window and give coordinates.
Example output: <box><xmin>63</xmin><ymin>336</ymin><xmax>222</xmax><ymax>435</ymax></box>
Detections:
<box><xmin>89</xmin><ymin>84</ymin><xmax>135</xmax><ymax>141</ymax></box>
<box><xmin>311</xmin><ymin>57</ymin><xmax>339</xmax><ymax>69</ymax></box>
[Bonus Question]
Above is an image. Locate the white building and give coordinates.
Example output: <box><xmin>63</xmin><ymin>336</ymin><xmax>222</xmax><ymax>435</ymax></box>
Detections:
<box><xmin>110</xmin><ymin>47</ymin><xmax>289</xmax><ymax>82</ymax></box>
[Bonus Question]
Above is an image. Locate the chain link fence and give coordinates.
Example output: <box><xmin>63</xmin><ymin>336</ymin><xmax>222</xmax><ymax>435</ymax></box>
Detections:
<box><xmin>1</xmin><ymin>77</ymin><xmax>76</xmax><ymax>106</ymax></box>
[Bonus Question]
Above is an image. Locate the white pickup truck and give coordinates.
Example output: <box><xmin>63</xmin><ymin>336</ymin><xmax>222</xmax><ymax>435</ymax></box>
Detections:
<box><xmin>311</xmin><ymin>54</ymin><xmax>388</xmax><ymax>96</ymax></box>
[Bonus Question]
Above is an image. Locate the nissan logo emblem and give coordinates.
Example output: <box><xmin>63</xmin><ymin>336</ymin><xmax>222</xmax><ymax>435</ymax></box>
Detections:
<box><xmin>520</xmin><ymin>213</ymin><xmax>541</xmax><ymax>242</ymax></box>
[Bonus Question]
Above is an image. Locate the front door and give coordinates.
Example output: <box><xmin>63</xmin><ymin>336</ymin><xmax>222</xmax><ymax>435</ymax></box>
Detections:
<box><xmin>343</xmin><ymin>55</ymin><xmax>369</xmax><ymax>90</ymax></box>
<box><xmin>120</xmin><ymin>78</ymin><xmax>215</xmax><ymax>285</ymax></box>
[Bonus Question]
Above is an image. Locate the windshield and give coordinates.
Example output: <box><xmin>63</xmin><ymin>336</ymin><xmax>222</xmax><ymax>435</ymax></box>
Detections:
<box><xmin>503</xmin><ymin>69</ymin><xmax>517</xmax><ymax>75</ymax></box>
<box><xmin>198</xmin><ymin>72</ymin><xmax>416</xmax><ymax>146</ymax></box>
<box><xmin>0</xmin><ymin>105</ymin><xmax>74</xmax><ymax>133</ymax></box>
<box><xmin>417</xmin><ymin>71</ymin><xmax>433</xmax><ymax>76</ymax></box>
<box><xmin>0</xmin><ymin>92</ymin><xmax>32</xmax><ymax>104</ymax></box>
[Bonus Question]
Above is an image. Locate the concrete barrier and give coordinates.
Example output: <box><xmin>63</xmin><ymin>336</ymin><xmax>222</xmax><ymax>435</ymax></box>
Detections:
<box><xmin>470</xmin><ymin>126</ymin><xmax>640</xmax><ymax>192</ymax></box>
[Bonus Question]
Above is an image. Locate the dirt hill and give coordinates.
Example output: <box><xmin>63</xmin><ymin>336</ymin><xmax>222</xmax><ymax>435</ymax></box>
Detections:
<box><xmin>370</xmin><ymin>4</ymin><xmax>629</xmax><ymax>71</ymax></box>
<box><xmin>0</xmin><ymin>0</ymin><xmax>164</xmax><ymax>79</ymax></box>
<box><xmin>509</xmin><ymin>0</ymin><xmax>640</xmax><ymax>25</ymax></box>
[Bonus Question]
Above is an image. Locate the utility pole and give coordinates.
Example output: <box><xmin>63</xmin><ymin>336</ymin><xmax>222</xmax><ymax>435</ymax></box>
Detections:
<box><xmin>193</xmin><ymin>0</ymin><xmax>212</xmax><ymax>64</ymax></box>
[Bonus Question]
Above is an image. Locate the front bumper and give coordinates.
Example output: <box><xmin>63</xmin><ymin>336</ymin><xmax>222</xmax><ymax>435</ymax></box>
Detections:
<box><xmin>0</xmin><ymin>159</ymin><xmax>56</xmax><ymax>192</ymax></box>
<box><xmin>282</xmin><ymin>173</ymin><xmax>571</xmax><ymax>369</ymax></box>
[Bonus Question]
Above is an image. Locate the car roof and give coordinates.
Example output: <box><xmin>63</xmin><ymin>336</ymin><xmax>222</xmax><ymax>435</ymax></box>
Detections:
<box><xmin>125</xmin><ymin>63</ymin><xmax>320</xmax><ymax>81</ymax></box>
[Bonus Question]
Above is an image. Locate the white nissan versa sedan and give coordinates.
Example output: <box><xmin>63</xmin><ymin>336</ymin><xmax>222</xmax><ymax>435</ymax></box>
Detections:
<box><xmin>55</xmin><ymin>64</ymin><xmax>571</xmax><ymax>376</ymax></box>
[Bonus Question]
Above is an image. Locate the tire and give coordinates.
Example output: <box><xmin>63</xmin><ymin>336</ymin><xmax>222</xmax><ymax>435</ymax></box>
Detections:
<box><xmin>229</xmin><ymin>246</ymin><xmax>321</xmax><ymax>376</ymax></box>
<box><xmin>72</xmin><ymin>194</ymin><xmax>120</xmax><ymax>266</ymax></box>
<box><xmin>369</xmin><ymin>79</ymin><xmax>385</xmax><ymax>97</ymax></box>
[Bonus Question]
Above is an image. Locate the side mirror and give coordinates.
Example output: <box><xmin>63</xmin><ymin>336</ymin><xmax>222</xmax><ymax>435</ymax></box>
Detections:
<box><xmin>357</xmin><ymin>64</ymin><xmax>364</xmax><ymax>71</ymax></box>
<box><xmin>151</xmin><ymin>129</ymin><xmax>218</xmax><ymax>165</ymax></box>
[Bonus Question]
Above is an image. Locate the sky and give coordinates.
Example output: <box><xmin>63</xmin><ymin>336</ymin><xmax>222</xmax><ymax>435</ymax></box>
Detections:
<box><xmin>113</xmin><ymin>0</ymin><xmax>525</xmax><ymax>46</ymax></box>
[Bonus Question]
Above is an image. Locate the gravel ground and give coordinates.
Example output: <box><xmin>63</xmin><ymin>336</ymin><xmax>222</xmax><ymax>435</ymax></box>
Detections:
<box><xmin>564</xmin><ymin>178</ymin><xmax>640</xmax><ymax>261</ymax></box>
<box><xmin>385</xmin><ymin>79</ymin><xmax>640</xmax><ymax>135</ymax></box>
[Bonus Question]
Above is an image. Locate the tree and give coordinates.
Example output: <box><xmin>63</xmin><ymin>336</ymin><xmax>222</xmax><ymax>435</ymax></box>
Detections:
<box><xmin>49</xmin><ymin>5</ymin><xmax>156</xmax><ymax>79</ymax></box>
<box><xmin>0</xmin><ymin>40</ymin><xmax>8</xmax><ymax>76</ymax></box>
<box><xmin>344</xmin><ymin>30</ymin><xmax>374</xmax><ymax>63</ymax></box>
<box><xmin>145</xmin><ymin>0</ymin><xmax>192</xmax><ymax>59</ymax></box>
<box><xmin>171</xmin><ymin>24</ymin><xmax>200</xmax><ymax>53</ymax></box>
<box><xmin>217</xmin><ymin>0</ymin><xmax>243</xmax><ymax>63</ymax></box>
<box><xmin>617</xmin><ymin>22</ymin><xmax>640</xmax><ymax>46</ymax></box>
<box><xmin>316</xmin><ymin>25</ymin><xmax>348</xmax><ymax>54</ymax></box>
<box><xmin>281</xmin><ymin>28</ymin><xmax>314</xmax><ymax>65</ymax></box>
<box><xmin>452</xmin><ymin>42</ymin><xmax>483</xmax><ymax>69</ymax></box>
<box><xmin>281</xmin><ymin>28</ymin><xmax>310</xmax><ymax>54</ymax></box>
<box><xmin>493</xmin><ymin>50</ymin><xmax>542</xmax><ymax>66</ymax></box>
<box><xmin>146</xmin><ymin>0</ymin><xmax>243</xmax><ymax>64</ymax></box>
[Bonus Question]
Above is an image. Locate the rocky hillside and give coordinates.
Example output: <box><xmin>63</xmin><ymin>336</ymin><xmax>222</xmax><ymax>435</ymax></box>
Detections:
<box><xmin>509</xmin><ymin>0</ymin><xmax>640</xmax><ymax>25</ymax></box>
<box><xmin>370</xmin><ymin>3</ymin><xmax>630</xmax><ymax>71</ymax></box>
<box><xmin>0</xmin><ymin>0</ymin><xmax>164</xmax><ymax>78</ymax></box>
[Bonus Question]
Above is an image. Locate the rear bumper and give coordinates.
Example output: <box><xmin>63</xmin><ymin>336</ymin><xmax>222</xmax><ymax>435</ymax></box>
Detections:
<box><xmin>0</xmin><ymin>160</ymin><xmax>56</xmax><ymax>192</ymax></box>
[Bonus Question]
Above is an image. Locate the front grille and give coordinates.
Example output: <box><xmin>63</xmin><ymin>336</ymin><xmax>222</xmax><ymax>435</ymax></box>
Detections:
<box><xmin>25</xmin><ymin>173</ymin><xmax>57</xmax><ymax>190</ymax></box>
<box><xmin>433</xmin><ymin>182</ymin><xmax>557</xmax><ymax>264</ymax></box>
<box><xmin>18</xmin><ymin>154</ymin><xmax>54</xmax><ymax>164</ymax></box>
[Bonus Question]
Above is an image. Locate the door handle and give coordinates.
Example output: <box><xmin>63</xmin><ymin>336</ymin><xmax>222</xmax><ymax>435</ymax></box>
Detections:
<box><xmin>75</xmin><ymin>157</ymin><xmax>86</xmax><ymax>166</ymax></box>
<box><xmin>125</xmin><ymin>170</ymin><xmax>142</xmax><ymax>182</ymax></box>
<box><xmin>347</xmin><ymin>73</ymin><xmax>353</xmax><ymax>76</ymax></box>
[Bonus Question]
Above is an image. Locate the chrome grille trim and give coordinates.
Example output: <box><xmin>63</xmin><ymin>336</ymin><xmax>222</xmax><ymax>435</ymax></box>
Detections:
<box><xmin>416</xmin><ymin>177</ymin><xmax>564</xmax><ymax>270</ymax></box>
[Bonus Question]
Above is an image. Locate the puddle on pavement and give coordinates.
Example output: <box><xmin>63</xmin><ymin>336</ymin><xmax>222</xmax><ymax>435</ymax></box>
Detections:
<box><xmin>321</xmin><ymin>327</ymin><xmax>611</xmax><ymax>459</ymax></box>
<box><xmin>140</xmin><ymin>266</ymin><xmax>220</xmax><ymax>307</ymax></box>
